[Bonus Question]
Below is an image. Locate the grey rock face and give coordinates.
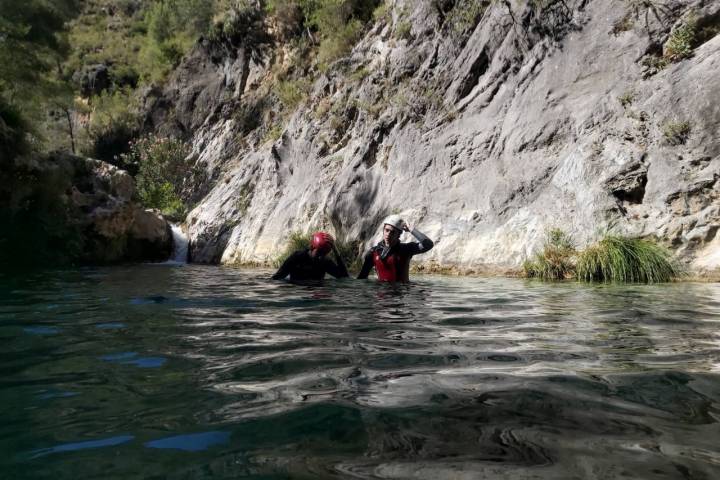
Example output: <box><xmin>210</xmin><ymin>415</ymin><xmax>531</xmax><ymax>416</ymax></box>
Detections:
<box><xmin>160</xmin><ymin>0</ymin><xmax>719</xmax><ymax>276</ymax></box>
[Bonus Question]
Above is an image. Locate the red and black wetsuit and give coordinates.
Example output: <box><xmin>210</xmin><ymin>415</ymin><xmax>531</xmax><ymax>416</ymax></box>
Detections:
<box><xmin>272</xmin><ymin>249</ymin><xmax>349</xmax><ymax>281</ymax></box>
<box><xmin>357</xmin><ymin>230</ymin><xmax>434</xmax><ymax>283</ymax></box>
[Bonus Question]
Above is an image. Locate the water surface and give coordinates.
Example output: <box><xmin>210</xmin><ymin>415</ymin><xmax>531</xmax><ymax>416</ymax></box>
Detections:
<box><xmin>2</xmin><ymin>265</ymin><xmax>720</xmax><ymax>479</ymax></box>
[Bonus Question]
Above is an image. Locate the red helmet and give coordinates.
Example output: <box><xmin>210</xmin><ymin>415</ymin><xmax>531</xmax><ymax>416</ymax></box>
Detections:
<box><xmin>310</xmin><ymin>232</ymin><xmax>334</xmax><ymax>255</ymax></box>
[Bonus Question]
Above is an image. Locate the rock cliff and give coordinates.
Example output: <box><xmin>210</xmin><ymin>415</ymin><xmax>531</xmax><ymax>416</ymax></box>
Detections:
<box><xmin>149</xmin><ymin>0</ymin><xmax>720</xmax><ymax>276</ymax></box>
<box><xmin>1</xmin><ymin>152</ymin><xmax>173</xmax><ymax>266</ymax></box>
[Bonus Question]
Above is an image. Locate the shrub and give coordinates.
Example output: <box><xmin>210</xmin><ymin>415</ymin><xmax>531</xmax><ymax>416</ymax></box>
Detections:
<box><xmin>317</xmin><ymin>18</ymin><xmax>364</xmax><ymax>69</ymax></box>
<box><xmin>664</xmin><ymin>16</ymin><xmax>697</xmax><ymax>61</ymax></box>
<box><xmin>446</xmin><ymin>0</ymin><xmax>490</xmax><ymax>34</ymax></box>
<box><xmin>523</xmin><ymin>229</ymin><xmax>576</xmax><ymax>280</ymax></box>
<box><xmin>662</xmin><ymin>120</ymin><xmax>691</xmax><ymax>145</ymax></box>
<box><xmin>274</xmin><ymin>78</ymin><xmax>311</xmax><ymax>109</ymax></box>
<box><xmin>121</xmin><ymin>135</ymin><xmax>193</xmax><ymax>218</ymax></box>
<box><xmin>576</xmin><ymin>236</ymin><xmax>681</xmax><ymax>283</ymax></box>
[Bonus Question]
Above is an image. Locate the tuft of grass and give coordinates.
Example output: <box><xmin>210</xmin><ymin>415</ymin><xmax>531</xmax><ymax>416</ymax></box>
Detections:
<box><xmin>262</xmin><ymin>123</ymin><xmax>284</xmax><ymax>144</ymax></box>
<box><xmin>334</xmin><ymin>238</ymin><xmax>363</xmax><ymax>273</ymax></box>
<box><xmin>273</xmin><ymin>231</ymin><xmax>362</xmax><ymax>272</ymax></box>
<box><xmin>274</xmin><ymin>231</ymin><xmax>311</xmax><ymax>267</ymax></box>
<box><xmin>618</xmin><ymin>91</ymin><xmax>635</xmax><ymax>108</ymax></box>
<box><xmin>523</xmin><ymin>229</ymin><xmax>576</xmax><ymax>280</ymax></box>
<box><xmin>236</xmin><ymin>182</ymin><xmax>254</xmax><ymax>215</ymax></box>
<box><xmin>274</xmin><ymin>78</ymin><xmax>311</xmax><ymax>110</ymax></box>
<box><xmin>576</xmin><ymin>236</ymin><xmax>682</xmax><ymax>283</ymax></box>
<box><xmin>662</xmin><ymin>120</ymin><xmax>691</xmax><ymax>145</ymax></box>
<box><xmin>395</xmin><ymin>21</ymin><xmax>412</xmax><ymax>40</ymax></box>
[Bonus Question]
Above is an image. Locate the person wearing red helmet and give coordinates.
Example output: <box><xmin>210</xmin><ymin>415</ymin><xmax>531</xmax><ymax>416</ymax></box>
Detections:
<box><xmin>357</xmin><ymin>215</ymin><xmax>434</xmax><ymax>283</ymax></box>
<box><xmin>271</xmin><ymin>232</ymin><xmax>349</xmax><ymax>281</ymax></box>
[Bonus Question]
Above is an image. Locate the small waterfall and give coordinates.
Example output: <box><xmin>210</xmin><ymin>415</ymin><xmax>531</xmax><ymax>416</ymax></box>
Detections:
<box><xmin>168</xmin><ymin>224</ymin><xmax>189</xmax><ymax>264</ymax></box>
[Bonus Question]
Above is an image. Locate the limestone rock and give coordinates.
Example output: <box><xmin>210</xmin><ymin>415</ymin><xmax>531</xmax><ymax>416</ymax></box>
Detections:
<box><xmin>150</xmin><ymin>0</ymin><xmax>719</xmax><ymax>276</ymax></box>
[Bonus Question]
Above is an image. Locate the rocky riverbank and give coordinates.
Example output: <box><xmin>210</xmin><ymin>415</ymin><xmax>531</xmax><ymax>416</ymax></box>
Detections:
<box><xmin>1</xmin><ymin>152</ymin><xmax>173</xmax><ymax>267</ymax></box>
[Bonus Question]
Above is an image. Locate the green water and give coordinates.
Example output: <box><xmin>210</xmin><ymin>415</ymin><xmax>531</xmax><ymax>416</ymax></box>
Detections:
<box><xmin>2</xmin><ymin>265</ymin><xmax>720</xmax><ymax>479</ymax></box>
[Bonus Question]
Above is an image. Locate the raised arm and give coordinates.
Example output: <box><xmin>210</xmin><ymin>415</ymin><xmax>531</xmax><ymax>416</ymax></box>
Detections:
<box><xmin>403</xmin><ymin>224</ymin><xmax>434</xmax><ymax>255</ymax></box>
<box><xmin>356</xmin><ymin>250</ymin><xmax>374</xmax><ymax>279</ymax></box>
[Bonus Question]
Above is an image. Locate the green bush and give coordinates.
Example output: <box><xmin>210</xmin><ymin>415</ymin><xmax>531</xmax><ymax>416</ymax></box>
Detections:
<box><xmin>576</xmin><ymin>236</ymin><xmax>681</xmax><ymax>283</ymax></box>
<box><xmin>121</xmin><ymin>135</ymin><xmax>193</xmax><ymax>217</ymax></box>
<box><xmin>523</xmin><ymin>229</ymin><xmax>576</xmax><ymax>280</ymax></box>
<box><xmin>664</xmin><ymin>17</ymin><xmax>697</xmax><ymax>61</ymax></box>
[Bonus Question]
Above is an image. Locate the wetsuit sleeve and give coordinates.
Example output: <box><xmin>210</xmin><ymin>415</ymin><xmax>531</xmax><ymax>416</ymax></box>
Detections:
<box><xmin>271</xmin><ymin>251</ymin><xmax>298</xmax><ymax>280</ymax></box>
<box><xmin>356</xmin><ymin>250</ymin><xmax>374</xmax><ymax>279</ymax></box>
<box><xmin>402</xmin><ymin>228</ymin><xmax>434</xmax><ymax>256</ymax></box>
<box><xmin>325</xmin><ymin>251</ymin><xmax>349</xmax><ymax>278</ymax></box>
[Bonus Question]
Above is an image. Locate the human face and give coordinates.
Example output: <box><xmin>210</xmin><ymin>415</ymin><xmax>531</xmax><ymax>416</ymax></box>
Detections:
<box><xmin>383</xmin><ymin>224</ymin><xmax>401</xmax><ymax>247</ymax></box>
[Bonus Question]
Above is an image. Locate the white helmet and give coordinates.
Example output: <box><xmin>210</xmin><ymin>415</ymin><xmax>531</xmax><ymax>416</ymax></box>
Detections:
<box><xmin>382</xmin><ymin>214</ymin><xmax>406</xmax><ymax>231</ymax></box>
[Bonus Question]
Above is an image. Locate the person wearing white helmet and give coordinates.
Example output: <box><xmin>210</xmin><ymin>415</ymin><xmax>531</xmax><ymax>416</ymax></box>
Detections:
<box><xmin>357</xmin><ymin>214</ymin><xmax>434</xmax><ymax>282</ymax></box>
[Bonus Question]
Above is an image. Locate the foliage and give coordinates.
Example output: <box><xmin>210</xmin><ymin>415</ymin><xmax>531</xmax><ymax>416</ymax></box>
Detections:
<box><xmin>263</xmin><ymin>123</ymin><xmax>285</xmax><ymax>143</ymax></box>
<box><xmin>664</xmin><ymin>16</ymin><xmax>697</xmax><ymax>61</ymax></box>
<box><xmin>395</xmin><ymin>20</ymin><xmax>412</xmax><ymax>40</ymax></box>
<box><xmin>275</xmin><ymin>78</ymin><xmax>311</xmax><ymax>109</ymax></box>
<box><xmin>82</xmin><ymin>88</ymin><xmax>141</xmax><ymax>166</ymax></box>
<box><xmin>0</xmin><ymin>98</ymin><xmax>30</xmax><ymax>160</ymax></box>
<box><xmin>445</xmin><ymin>0</ymin><xmax>491</xmax><ymax>34</ymax></box>
<box><xmin>121</xmin><ymin>135</ymin><xmax>193</xmax><ymax>217</ymax></box>
<box><xmin>0</xmin><ymin>0</ymin><xmax>79</xmax><ymax>151</ymax></box>
<box><xmin>523</xmin><ymin>228</ymin><xmax>576</xmax><ymax>280</ymax></box>
<box><xmin>265</xmin><ymin>0</ymin><xmax>380</xmax><ymax>69</ymax></box>
<box><xmin>274</xmin><ymin>231</ymin><xmax>311</xmax><ymax>266</ymax></box>
<box><xmin>334</xmin><ymin>238</ymin><xmax>363</xmax><ymax>273</ymax></box>
<box><xmin>576</xmin><ymin>236</ymin><xmax>681</xmax><ymax>283</ymax></box>
<box><xmin>273</xmin><ymin>230</ymin><xmax>362</xmax><ymax>272</ymax></box>
<box><xmin>662</xmin><ymin>120</ymin><xmax>691</xmax><ymax>146</ymax></box>
<box><xmin>641</xmin><ymin>54</ymin><xmax>668</xmax><ymax>73</ymax></box>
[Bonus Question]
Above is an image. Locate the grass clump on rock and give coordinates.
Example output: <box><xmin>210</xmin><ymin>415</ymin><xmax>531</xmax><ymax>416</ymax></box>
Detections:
<box><xmin>576</xmin><ymin>236</ymin><xmax>681</xmax><ymax>283</ymax></box>
<box><xmin>523</xmin><ymin>229</ymin><xmax>576</xmax><ymax>280</ymax></box>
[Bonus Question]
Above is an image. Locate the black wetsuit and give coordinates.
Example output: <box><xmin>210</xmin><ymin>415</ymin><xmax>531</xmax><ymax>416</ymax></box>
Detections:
<box><xmin>357</xmin><ymin>229</ymin><xmax>434</xmax><ymax>282</ymax></box>
<box><xmin>272</xmin><ymin>249</ymin><xmax>349</xmax><ymax>281</ymax></box>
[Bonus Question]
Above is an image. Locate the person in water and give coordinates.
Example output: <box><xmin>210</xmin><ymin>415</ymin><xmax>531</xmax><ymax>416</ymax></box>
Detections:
<box><xmin>357</xmin><ymin>215</ymin><xmax>434</xmax><ymax>282</ymax></box>
<box><xmin>272</xmin><ymin>231</ymin><xmax>349</xmax><ymax>281</ymax></box>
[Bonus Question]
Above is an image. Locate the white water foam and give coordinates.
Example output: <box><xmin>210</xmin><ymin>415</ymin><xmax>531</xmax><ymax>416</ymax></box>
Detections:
<box><xmin>166</xmin><ymin>224</ymin><xmax>189</xmax><ymax>264</ymax></box>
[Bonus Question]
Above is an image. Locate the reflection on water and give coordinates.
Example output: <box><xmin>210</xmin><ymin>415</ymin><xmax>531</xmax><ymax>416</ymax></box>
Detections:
<box><xmin>1</xmin><ymin>265</ymin><xmax>720</xmax><ymax>479</ymax></box>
